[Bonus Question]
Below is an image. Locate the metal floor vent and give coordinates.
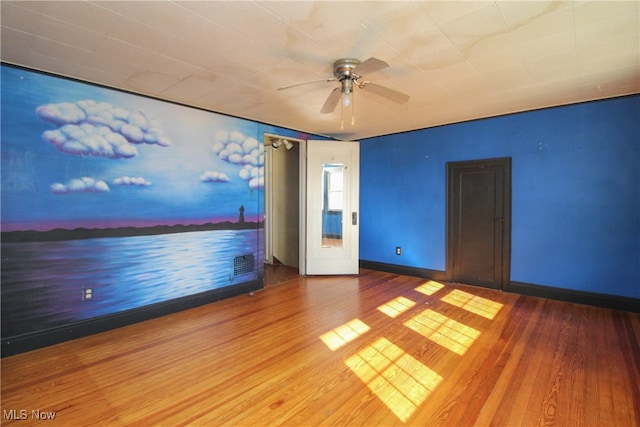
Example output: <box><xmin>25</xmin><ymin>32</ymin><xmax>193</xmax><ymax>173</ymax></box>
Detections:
<box><xmin>233</xmin><ymin>254</ymin><xmax>255</xmax><ymax>277</ymax></box>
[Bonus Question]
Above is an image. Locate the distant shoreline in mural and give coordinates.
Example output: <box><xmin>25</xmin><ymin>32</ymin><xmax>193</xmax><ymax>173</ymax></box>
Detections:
<box><xmin>1</xmin><ymin>220</ymin><xmax>263</xmax><ymax>243</ymax></box>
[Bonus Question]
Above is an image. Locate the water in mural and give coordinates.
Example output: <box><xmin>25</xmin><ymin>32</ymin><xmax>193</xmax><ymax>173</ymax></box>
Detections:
<box><xmin>1</xmin><ymin>230</ymin><xmax>262</xmax><ymax>337</ymax></box>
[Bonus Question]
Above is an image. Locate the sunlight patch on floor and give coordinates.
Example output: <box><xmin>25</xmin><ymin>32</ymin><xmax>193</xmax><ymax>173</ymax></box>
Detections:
<box><xmin>441</xmin><ymin>289</ymin><xmax>504</xmax><ymax>320</ymax></box>
<box><xmin>414</xmin><ymin>280</ymin><xmax>445</xmax><ymax>296</ymax></box>
<box><xmin>319</xmin><ymin>318</ymin><xmax>371</xmax><ymax>351</ymax></box>
<box><xmin>404</xmin><ymin>309</ymin><xmax>480</xmax><ymax>356</ymax></box>
<box><xmin>345</xmin><ymin>337</ymin><xmax>442</xmax><ymax>423</ymax></box>
<box><xmin>377</xmin><ymin>296</ymin><xmax>416</xmax><ymax>318</ymax></box>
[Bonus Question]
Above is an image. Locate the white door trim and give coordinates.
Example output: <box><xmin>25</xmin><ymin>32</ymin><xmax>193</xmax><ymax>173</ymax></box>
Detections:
<box><xmin>299</xmin><ymin>139</ymin><xmax>307</xmax><ymax>275</ymax></box>
<box><xmin>263</xmin><ymin>144</ymin><xmax>273</xmax><ymax>264</ymax></box>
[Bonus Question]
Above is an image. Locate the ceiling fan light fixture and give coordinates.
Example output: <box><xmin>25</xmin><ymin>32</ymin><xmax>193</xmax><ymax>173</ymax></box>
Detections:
<box><xmin>341</xmin><ymin>77</ymin><xmax>353</xmax><ymax>107</ymax></box>
<box><xmin>342</xmin><ymin>92</ymin><xmax>351</xmax><ymax>107</ymax></box>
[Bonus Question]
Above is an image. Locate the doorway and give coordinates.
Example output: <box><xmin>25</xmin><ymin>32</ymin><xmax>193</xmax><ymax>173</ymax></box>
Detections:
<box><xmin>263</xmin><ymin>136</ymin><xmax>360</xmax><ymax>279</ymax></box>
<box><xmin>447</xmin><ymin>157</ymin><xmax>511</xmax><ymax>290</ymax></box>
<box><xmin>263</xmin><ymin>134</ymin><xmax>302</xmax><ymax>273</ymax></box>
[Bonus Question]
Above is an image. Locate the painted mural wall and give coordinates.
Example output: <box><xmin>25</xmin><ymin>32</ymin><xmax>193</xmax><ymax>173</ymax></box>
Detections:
<box><xmin>360</xmin><ymin>95</ymin><xmax>640</xmax><ymax>299</ymax></box>
<box><xmin>0</xmin><ymin>65</ymin><xmax>305</xmax><ymax>340</ymax></box>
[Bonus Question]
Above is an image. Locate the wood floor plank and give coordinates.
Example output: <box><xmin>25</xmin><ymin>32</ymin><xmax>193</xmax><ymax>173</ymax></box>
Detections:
<box><xmin>596</xmin><ymin>306</ymin><xmax>624</xmax><ymax>425</ymax></box>
<box><xmin>2</xmin><ymin>269</ymin><xmax>638</xmax><ymax>426</ymax></box>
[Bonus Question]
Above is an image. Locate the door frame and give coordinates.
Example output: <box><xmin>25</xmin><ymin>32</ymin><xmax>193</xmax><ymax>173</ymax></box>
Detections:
<box><xmin>299</xmin><ymin>139</ymin><xmax>307</xmax><ymax>275</ymax></box>
<box><xmin>446</xmin><ymin>157</ymin><xmax>512</xmax><ymax>290</ymax></box>
<box><xmin>264</xmin><ymin>142</ymin><xmax>274</xmax><ymax>264</ymax></box>
<box><xmin>264</xmin><ymin>135</ymin><xmax>311</xmax><ymax>275</ymax></box>
<box><xmin>262</xmin><ymin>133</ymin><xmax>305</xmax><ymax>268</ymax></box>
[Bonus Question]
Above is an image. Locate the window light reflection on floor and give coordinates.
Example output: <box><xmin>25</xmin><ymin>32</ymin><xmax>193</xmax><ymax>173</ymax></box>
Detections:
<box><xmin>414</xmin><ymin>280</ymin><xmax>445</xmax><ymax>296</ymax></box>
<box><xmin>319</xmin><ymin>318</ymin><xmax>371</xmax><ymax>351</ymax></box>
<box><xmin>441</xmin><ymin>289</ymin><xmax>504</xmax><ymax>320</ymax></box>
<box><xmin>345</xmin><ymin>337</ymin><xmax>443</xmax><ymax>423</ymax></box>
<box><xmin>404</xmin><ymin>309</ymin><xmax>480</xmax><ymax>356</ymax></box>
<box><xmin>377</xmin><ymin>296</ymin><xmax>416</xmax><ymax>318</ymax></box>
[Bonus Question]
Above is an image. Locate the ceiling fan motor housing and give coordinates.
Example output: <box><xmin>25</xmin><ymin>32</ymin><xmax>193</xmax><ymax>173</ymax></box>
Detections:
<box><xmin>333</xmin><ymin>58</ymin><xmax>360</xmax><ymax>94</ymax></box>
<box><xmin>333</xmin><ymin>58</ymin><xmax>360</xmax><ymax>82</ymax></box>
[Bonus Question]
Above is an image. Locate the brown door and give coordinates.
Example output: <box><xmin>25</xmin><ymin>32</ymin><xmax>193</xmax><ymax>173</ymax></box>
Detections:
<box><xmin>447</xmin><ymin>158</ymin><xmax>511</xmax><ymax>290</ymax></box>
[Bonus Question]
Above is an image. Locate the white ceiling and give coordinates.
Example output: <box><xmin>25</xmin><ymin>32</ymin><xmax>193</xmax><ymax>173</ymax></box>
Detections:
<box><xmin>2</xmin><ymin>1</ymin><xmax>639</xmax><ymax>141</ymax></box>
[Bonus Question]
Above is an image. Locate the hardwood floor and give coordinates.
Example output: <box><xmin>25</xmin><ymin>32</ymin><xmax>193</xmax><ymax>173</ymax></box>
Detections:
<box><xmin>263</xmin><ymin>261</ymin><xmax>299</xmax><ymax>288</ymax></box>
<box><xmin>2</xmin><ymin>269</ymin><xmax>639</xmax><ymax>426</ymax></box>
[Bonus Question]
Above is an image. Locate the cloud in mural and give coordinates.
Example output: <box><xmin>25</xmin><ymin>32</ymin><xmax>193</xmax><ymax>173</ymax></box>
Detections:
<box><xmin>42</xmin><ymin>123</ymin><xmax>139</xmax><ymax>159</ymax></box>
<box><xmin>212</xmin><ymin>131</ymin><xmax>264</xmax><ymax>189</ymax></box>
<box><xmin>200</xmin><ymin>171</ymin><xmax>230</xmax><ymax>183</ymax></box>
<box><xmin>50</xmin><ymin>177</ymin><xmax>110</xmax><ymax>194</ymax></box>
<box><xmin>113</xmin><ymin>176</ymin><xmax>151</xmax><ymax>186</ymax></box>
<box><xmin>36</xmin><ymin>100</ymin><xmax>171</xmax><ymax>158</ymax></box>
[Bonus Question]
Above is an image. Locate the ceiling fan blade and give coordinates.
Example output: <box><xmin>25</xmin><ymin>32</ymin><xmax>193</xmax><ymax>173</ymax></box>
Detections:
<box><xmin>362</xmin><ymin>82</ymin><xmax>410</xmax><ymax>104</ymax></box>
<box><xmin>278</xmin><ymin>78</ymin><xmax>335</xmax><ymax>91</ymax></box>
<box><xmin>352</xmin><ymin>57</ymin><xmax>389</xmax><ymax>77</ymax></box>
<box><xmin>320</xmin><ymin>88</ymin><xmax>342</xmax><ymax>114</ymax></box>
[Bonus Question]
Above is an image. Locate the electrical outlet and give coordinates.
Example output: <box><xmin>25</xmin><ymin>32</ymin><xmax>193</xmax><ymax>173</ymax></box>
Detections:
<box><xmin>82</xmin><ymin>288</ymin><xmax>93</xmax><ymax>301</ymax></box>
<box><xmin>396</xmin><ymin>246</ymin><xmax>402</xmax><ymax>255</ymax></box>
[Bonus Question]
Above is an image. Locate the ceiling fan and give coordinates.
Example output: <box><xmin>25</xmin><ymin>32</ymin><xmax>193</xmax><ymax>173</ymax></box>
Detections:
<box><xmin>278</xmin><ymin>57</ymin><xmax>410</xmax><ymax>118</ymax></box>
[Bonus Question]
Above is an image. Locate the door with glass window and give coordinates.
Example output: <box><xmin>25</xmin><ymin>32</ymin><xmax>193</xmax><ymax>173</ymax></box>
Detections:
<box><xmin>304</xmin><ymin>140</ymin><xmax>359</xmax><ymax>275</ymax></box>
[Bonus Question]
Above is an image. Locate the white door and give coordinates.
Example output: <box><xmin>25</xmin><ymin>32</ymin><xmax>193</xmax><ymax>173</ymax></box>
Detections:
<box><xmin>304</xmin><ymin>140</ymin><xmax>359</xmax><ymax>275</ymax></box>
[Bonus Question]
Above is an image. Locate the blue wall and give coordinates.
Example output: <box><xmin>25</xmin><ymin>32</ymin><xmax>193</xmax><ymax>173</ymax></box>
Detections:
<box><xmin>360</xmin><ymin>95</ymin><xmax>640</xmax><ymax>299</ymax></box>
